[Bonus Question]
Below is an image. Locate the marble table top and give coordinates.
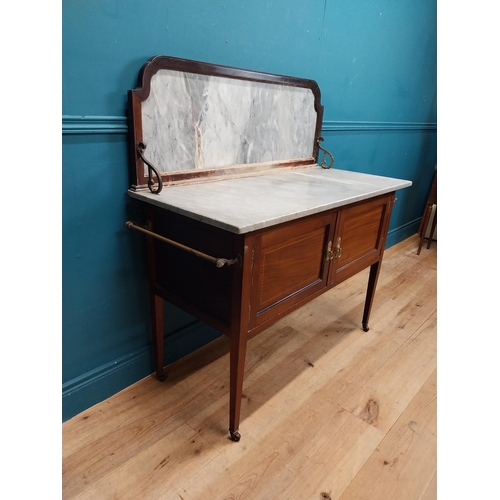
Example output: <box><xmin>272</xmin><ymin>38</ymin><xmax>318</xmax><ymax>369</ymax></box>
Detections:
<box><xmin>128</xmin><ymin>167</ymin><xmax>412</xmax><ymax>234</ymax></box>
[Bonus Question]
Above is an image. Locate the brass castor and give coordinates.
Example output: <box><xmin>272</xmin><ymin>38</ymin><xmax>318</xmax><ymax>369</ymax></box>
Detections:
<box><xmin>229</xmin><ymin>430</ymin><xmax>241</xmax><ymax>442</ymax></box>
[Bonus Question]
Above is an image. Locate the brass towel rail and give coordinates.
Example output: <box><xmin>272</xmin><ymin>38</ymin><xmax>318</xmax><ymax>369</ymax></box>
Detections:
<box><xmin>125</xmin><ymin>221</ymin><xmax>241</xmax><ymax>268</ymax></box>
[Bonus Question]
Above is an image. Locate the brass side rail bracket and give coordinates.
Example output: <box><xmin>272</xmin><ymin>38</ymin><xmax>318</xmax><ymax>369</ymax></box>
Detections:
<box><xmin>125</xmin><ymin>221</ymin><xmax>241</xmax><ymax>268</ymax></box>
<box><xmin>317</xmin><ymin>136</ymin><xmax>335</xmax><ymax>169</ymax></box>
<box><xmin>137</xmin><ymin>142</ymin><xmax>163</xmax><ymax>194</ymax></box>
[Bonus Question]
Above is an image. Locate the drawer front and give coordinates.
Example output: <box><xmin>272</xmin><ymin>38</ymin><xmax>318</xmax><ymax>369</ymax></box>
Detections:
<box><xmin>329</xmin><ymin>193</ymin><xmax>393</xmax><ymax>285</ymax></box>
<box><xmin>250</xmin><ymin>212</ymin><xmax>334</xmax><ymax>328</ymax></box>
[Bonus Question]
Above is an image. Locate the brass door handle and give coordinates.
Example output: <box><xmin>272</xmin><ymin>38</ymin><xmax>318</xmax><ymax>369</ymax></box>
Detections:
<box><xmin>326</xmin><ymin>237</ymin><xmax>342</xmax><ymax>261</ymax></box>
<box><xmin>326</xmin><ymin>240</ymin><xmax>334</xmax><ymax>261</ymax></box>
<box><xmin>333</xmin><ymin>236</ymin><xmax>342</xmax><ymax>258</ymax></box>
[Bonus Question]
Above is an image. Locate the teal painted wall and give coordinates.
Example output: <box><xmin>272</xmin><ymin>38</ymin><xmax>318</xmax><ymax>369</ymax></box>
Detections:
<box><xmin>62</xmin><ymin>0</ymin><xmax>437</xmax><ymax>421</ymax></box>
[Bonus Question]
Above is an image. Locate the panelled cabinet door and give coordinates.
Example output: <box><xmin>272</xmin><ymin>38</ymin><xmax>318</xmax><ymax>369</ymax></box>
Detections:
<box><xmin>249</xmin><ymin>212</ymin><xmax>336</xmax><ymax>329</ymax></box>
<box><xmin>328</xmin><ymin>193</ymin><xmax>394</xmax><ymax>286</ymax></box>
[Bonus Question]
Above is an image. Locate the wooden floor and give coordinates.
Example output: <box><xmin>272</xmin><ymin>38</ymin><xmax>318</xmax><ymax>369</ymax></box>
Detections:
<box><xmin>62</xmin><ymin>234</ymin><xmax>437</xmax><ymax>500</ymax></box>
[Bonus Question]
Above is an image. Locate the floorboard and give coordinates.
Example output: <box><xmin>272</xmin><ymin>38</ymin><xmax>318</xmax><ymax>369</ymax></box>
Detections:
<box><xmin>62</xmin><ymin>234</ymin><xmax>437</xmax><ymax>500</ymax></box>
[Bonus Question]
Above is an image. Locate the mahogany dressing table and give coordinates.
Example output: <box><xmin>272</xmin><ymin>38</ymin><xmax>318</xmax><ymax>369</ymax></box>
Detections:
<box><xmin>125</xmin><ymin>56</ymin><xmax>412</xmax><ymax>441</ymax></box>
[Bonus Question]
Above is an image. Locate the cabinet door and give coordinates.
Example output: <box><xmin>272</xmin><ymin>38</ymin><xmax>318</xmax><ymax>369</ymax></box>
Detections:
<box><xmin>328</xmin><ymin>193</ymin><xmax>394</xmax><ymax>286</ymax></box>
<box><xmin>249</xmin><ymin>212</ymin><xmax>335</xmax><ymax>329</ymax></box>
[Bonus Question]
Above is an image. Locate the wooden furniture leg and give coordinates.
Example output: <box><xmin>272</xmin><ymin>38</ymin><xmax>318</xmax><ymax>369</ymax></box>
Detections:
<box><xmin>427</xmin><ymin>207</ymin><xmax>437</xmax><ymax>249</ymax></box>
<box><xmin>150</xmin><ymin>292</ymin><xmax>166</xmax><ymax>381</ymax></box>
<box><xmin>362</xmin><ymin>261</ymin><xmax>382</xmax><ymax>332</ymax></box>
<box><xmin>417</xmin><ymin>209</ymin><xmax>425</xmax><ymax>236</ymax></box>
<box><xmin>417</xmin><ymin>170</ymin><xmax>437</xmax><ymax>255</ymax></box>
<box><xmin>417</xmin><ymin>203</ymin><xmax>433</xmax><ymax>255</ymax></box>
<box><xmin>229</xmin><ymin>330</ymin><xmax>248</xmax><ymax>442</ymax></box>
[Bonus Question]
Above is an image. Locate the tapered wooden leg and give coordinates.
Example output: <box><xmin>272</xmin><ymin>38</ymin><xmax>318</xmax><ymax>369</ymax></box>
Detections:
<box><xmin>229</xmin><ymin>330</ymin><xmax>248</xmax><ymax>442</ymax></box>
<box><xmin>362</xmin><ymin>261</ymin><xmax>381</xmax><ymax>332</ymax></box>
<box><xmin>150</xmin><ymin>292</ymin><xmax>165</xmax><ymax>381</ymax></box>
